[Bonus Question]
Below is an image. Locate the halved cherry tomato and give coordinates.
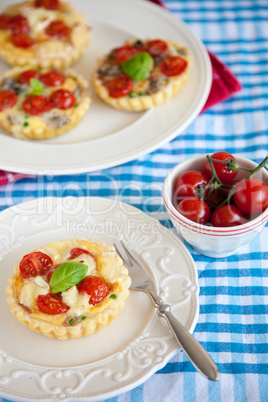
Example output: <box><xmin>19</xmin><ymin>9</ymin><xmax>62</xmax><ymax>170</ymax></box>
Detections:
<box><xmin>40</xmin><ymin>70</ymin><xmax>65</xmax><ymax>87</ymax></box>
<box><xmin>113</xmin><ymin>46</ymin><xmax>140</xmax><ymax>63</ymax></box>
<box><xmin>211</xmin><ymin>204</ymin><xmax>246</xmax><ymax>227</ymax></box>
<box><xmin>233</xmin><ymin>178</ymin><xmax>268</xmax><ymax>216</ymax></box>
<box><xmin>22</xmin><ymin>95</ymin><xmax>52</xmax><ymax>115</ymax></box>
<box><xmin>174</xmin><ymin>170</ymin><xmax>209</xmax><ymax>200</ymax></box>
<box><xmin>35</xmin><ymin>0</ymin><xmax>60</xmax><ymax>10</ymax></box>
<box><xmin>37</xmin><ymin>294</ymin><xmax>70</xmax><ymax>315</ymax></box>
<box><xmin>50</xmin><ymin>89</ymin><xmax>75</xmax><ymax>109</ymax></box>
<box><xmin>68</xmin><ymin>248</ymin><xmax>96</xmax><ymax>261</ymax></box>
<box><xmin>0</xmin><ymin>90</ymin><xmax>16</xmax><ymax>111</ymax></box>
<box><xmin>204</xmin><ymin>152</ymin><xmax>238</xmax><ymax>186</ymax></box>
<box><xmin>145</xmin><ymin>39</ymin><xmax>168</xmax><ymax>58</ymax></box>
<box><xmin>9</xmin><ymin>15</ymin><xmax>30</xmax><ymax>34</ymax></box>
<box><xmin>78</xmin><ymin>276</ymin><xmax>109</xmax><ymax>306</ymax></box>
<box><xmin>160</xmin><ymin>56</ymin><xmax>187</xmax><ymax>77</ymax></box>
<box><xmin>106</xmin><ymin>74</ymin><xmax>132</xmax><ymax>98</ymax></box>
<box><xmin>18</xmin><ymin>69</ymin><xmax>40</xmax><ymax>84</ymax></box>
<box><xmin>0</xmin><ymin>14</ymin><xmax>10</xmax><ymax>30</ymax></box>
<box><xmin>11</xmin><ymin>32</ymin><xmax>35</xmax><ymax>48</ymax></box>
<box><xmin>20</xmin><ymin>252</ymin><xmax>53</xmax><ymax>279</ymax></box>
<box><xmin>45</xmin><ymin>20</ymin><xmax>71</xmax><ymax>38</ymax></box>
<box><xmin>176</xmin><ymin>197</ymin><xmax>211</xmax><ymax>224</ymax></box>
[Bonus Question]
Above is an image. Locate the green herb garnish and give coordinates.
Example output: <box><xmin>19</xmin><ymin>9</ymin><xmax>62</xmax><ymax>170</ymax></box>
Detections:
<box><xmin>26</xmin><ymin>78</ymin><xmax>44</xmax><ymax>97</ymax></box>
<box><xmin>81</xmin><ymin>315</ymin><xmax>86</xmax><ymax>320</ymax></box>
<box><xmin>129</xmin><ymin>92</ymin><xmax>136</xmax><ymax>98</ymax></box>
<box><xmin>49</xmin><ymin>261</ymin><xmax>88</xmax><ymax>293</ymax></box>
<box><xmin>24</xmin><ymin>114</ymin><xmax>29</xmax><ymax>119</ymax></box>
<box><xmin>23</xmin><ymin>122</ymin><xmax>29</xmax><ymax>127</ymax></box>
<box><xmin>68</xmin><ymin>318</ymin><xmax>74</xmax><ymax>325</ymax></box>
<box><xmin>122</xmin><ymin>52</ymin><xmax>154</xmax><ymax>81</ymax></box>
<box><xmin>109</xmin><ymin>294</ymin><xmax>117</xmax><ymax>299</ymax></box>
<box><xmin>138</xmin><ymin>91</ymin><xmax>145</xmax><ymax>96</ymax></box>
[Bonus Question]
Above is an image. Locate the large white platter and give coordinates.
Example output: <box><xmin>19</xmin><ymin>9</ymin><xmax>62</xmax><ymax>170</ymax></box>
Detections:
<box><xmin>0</xmin><ymin>0</ymin><xmax>211</xmax><ymax>175</ymax></box>
<box><xmin>0</xmin><ymin>196</ymin><xmax>199</xmax><ymax>401</ymax></box>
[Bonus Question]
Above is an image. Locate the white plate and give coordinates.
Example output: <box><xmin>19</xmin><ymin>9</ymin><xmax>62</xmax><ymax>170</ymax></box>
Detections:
<box><xmin>0</xmin><ymin>196</ymin><xmax>199</xmax><ymax>401</ymax></box>
<box><xmin>0</xmin><ymin>0</ymin><xmax>211</xmax><ymax>175</ymax></box>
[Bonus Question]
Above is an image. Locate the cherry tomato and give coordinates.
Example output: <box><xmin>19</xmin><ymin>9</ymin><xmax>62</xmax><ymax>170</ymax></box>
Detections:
<box><xmin>106</xmin><ymin>74</ymin><xmax>132</xmax><ymax>98</ymax></box>
<box><xmin>50</xmin><ymin>89</ymin><xmax>75</xmax><ymax>109</ymax></box>
<box><xmin>174</xmin><ymin>170</ymin><xmax>209</xmax><ymax>200</ymax></box>
<box><xmin>0</xmin><ymin>14</ymin><xmax>10</xmax><ymax>30</ymax></box>
<box><xmin>11</xmin><ymin>32</ymin><xmax>35</xmax><ymax>48</ymax></box>
<box><xmin>78</xmin><ymin>276</ymin><xmax>109</xmax><ymax>306</ymax></box>
<box><xmin>9</xmin><ymin>15</ymin><xmax>30</xmax><ymax>34</ymax></box>
<box><xmin>18</xmin><ymin>69</ymin><xmax>40</xmax><ymax>84</ymax></box>
<box><xmin>0</xmin><ymin>90</ymin><xmax>16</xmax><ymax>111</ymax></box>
<box><xmin>40</xmin><ymin>70</ymin><xmax>65</xmax><ymax>87</ymax></box>
<box><xmin>37</xmin><ymin>294</ymin><xmax>70</xmax><ymax>315</ymax></box>
<box><xmin>68</xmin><ymin>248</ymin><xmax>96</xmax><ymax>261</ymax></box>
<box><xmin>113</xmin><ymin>46</ymin><xmax>140</xmax><ymax>63</ymax></box>
<box><xmin>45</xmin><ymin>20</ymin><xmax>71</xmax><ymax>38</ymax></box>
<box><xmin>22</xmin><ymin>95</ymin><xmax>52</xmax><ymax>115</ymax></box>
<box><xmin>204</xmin><ymin>152</ymin><xmax>238</xmax><ymax>186</ymax></box>
<box><xmin>233</xmin><ymin>178</ymin><xmax>268</xmax><ymax>216</ymax></box>
<box><xmin>35</xmin><ymin>0</ymin><xmax>60</xmax><ymax>10</ymax></box>
<box><xmin>145</xmin><ymin>39</ymin><xmax>168</xmax><ymax>58</ymax></box>
<box><xmin>19</xmin><ymin>252</ymin><xmax>53</xmax><ymax>279</ymax></box>
<box><xmin>160</xmin><ymin>56</ymin><xmax>187</xmax><ymax>77</ymax></box>
<box><xmin>176</xmin><ymin>197</ymin><xmax>211</xmax><ymax>224</ymax></box>
<box><xmin>211</xmin><ymin>204</ymin><xmax>246</xmax><ymax>227</ymax></box>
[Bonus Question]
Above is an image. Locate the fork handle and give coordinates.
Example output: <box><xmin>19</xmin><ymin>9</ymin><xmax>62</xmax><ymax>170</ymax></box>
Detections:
<box><xmin>157</xmin><ymin>304</ymin><xmax>220</xmax><ymax>381</ymax></box>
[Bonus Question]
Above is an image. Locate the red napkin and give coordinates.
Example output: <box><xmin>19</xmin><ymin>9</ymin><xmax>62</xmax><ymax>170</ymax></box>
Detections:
<box><xmin>0</xmin><ymin>0</ymin><xmax>242</xmax><ymax>186</ymax></box>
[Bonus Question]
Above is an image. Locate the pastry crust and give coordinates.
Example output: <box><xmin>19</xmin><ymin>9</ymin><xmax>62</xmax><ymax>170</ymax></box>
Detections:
<box><xmin>6</xmin><ymin>239</ymin><xmax>131</xmax><ymax>340</ymax></box>
<box><xmin>0</xmin><ymin>66</ymin><xmax>91</xmax><ymax>140</ymax></box>
<box><xmin>0</xmin><ymin>1</ymin><xmax>90</xmax><ymax>69</ymax></box>
<box><xmin>92</xmin><ymin>39</ymin><xmax>191</xmax><ymax>111</ymax></box>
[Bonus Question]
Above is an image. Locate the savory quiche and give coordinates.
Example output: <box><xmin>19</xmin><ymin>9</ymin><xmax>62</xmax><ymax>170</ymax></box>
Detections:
<box><xmin>0</xmin><ymin>0</ymin><xmax>90</xmax><ymax>69</ymax></box>
<box><xmin>0</xmin><ymin>66</ymin><xmax>90</xmax><ymax>139</ymax></box>
<box><xmin>6</xmin><ymin>238</ymin><xmax>131</xmax><ymax>340</ymax></box>
<box><xmin>92</xmin><ymin>38</ymin><xmax>191</xmax><ymax>111</ymax></box>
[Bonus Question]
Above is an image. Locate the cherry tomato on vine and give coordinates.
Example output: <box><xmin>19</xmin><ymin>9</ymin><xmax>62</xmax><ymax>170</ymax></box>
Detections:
<box><xmin>176</xmin><ymin>197</ymin><xmax>211</xmax><ymax>224</ymax></box>
<box><xmin>22</xmin><ymin>95</ymin><xmax>52</xmax><ymax>115</ymax></box>
<box><xmin>35</xmin><ymin>0</ymin><xmax>60</xmax><ymax>10</ymax></box>
<box><xmin>50</xmin><ymin>89</ymin><xmax>75</xmax><ymax>109</ymax></box>
<box><xmin>113</xmin><ymin>46</ymin><xmax>140</xmax><ymax>63</ymax></box>
<box><xmin>45</xmin><ymin>20</ymin><xmax>71</xmax><ymax>38</ymax></box>
<box><xmin>40</xmin><ymin>70</ymin><xmax>65</xmax><ymax>86</ymax></box>
<box><xmin>18</xmin><ymin>69</ymin><xmax>40</xmax><ymax>84</ymax></box>
<box><xmin>37</xmin><ymin>294</ymin><xmax>70</xmax><ymax>315</ymax></box>
<box><xmin>174</xmin><ymin>170</ymin><xmax>209</xmax><ymax>200</ymax></box>
<box><xmin>78</xmin><ymin>276</ymin><xmax>109</xmax><ymax>306</ymax></box>
<box><xmin>233</xmin><ymin>178</ymin><xmax>268</xmax><ymax>216</ymax></box>
<box><xmin>20</xmin><ymin>252</ymin><xmax>53</xmax><ymax>279</ymax></box>
<box><xmin>106</xmin><ymin>74</ymin><xmax>132</xmax><ymax>98</ymax></box>
<box><xmin>0</xmin><ymin>90</ymin><xmax>16</xmax><ymax>111</ymax></box>
<box><xmin>204</xmin><ymin>152</ymin><xmax>238</xmax><ymax>186</ymax></box>
<box><xmin>68</xmin><ymin>248</ymin><xmax>96</xmax><ymax>261</ymax></box>
<box><xmin>160</xmin><ymin>56</ymin><xmax>187</xmax><ymax>76</ymax></box>
<box><xmin>211</xmin><ymin>204</ymin><xmax>246</xmax><ymax>227</ymax></box>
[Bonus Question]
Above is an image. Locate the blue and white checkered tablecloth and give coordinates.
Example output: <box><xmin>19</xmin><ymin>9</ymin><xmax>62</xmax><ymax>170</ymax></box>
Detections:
<box><xmin>0</xmin><ymin>0</ymin><xmax>268</xmax><ymax>401</ymax></box>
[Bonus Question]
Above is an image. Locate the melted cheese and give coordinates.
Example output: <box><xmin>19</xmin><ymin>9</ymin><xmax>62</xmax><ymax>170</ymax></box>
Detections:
<box><xmin>61</xmin><ymin>286</ymin><xmax>90</xmax><ymax>316</ymax></box>
<box><xmin>20</xmin><ymin>275</ymin><xmax>49</xmax><ymax>308</ymax></box>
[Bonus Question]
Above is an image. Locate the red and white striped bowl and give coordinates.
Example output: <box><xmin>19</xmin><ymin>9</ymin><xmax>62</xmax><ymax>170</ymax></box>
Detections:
<box><xmin>162</xmin><ymin>154</ymin><xmax>268</xmax><ymax>258</ymax></box>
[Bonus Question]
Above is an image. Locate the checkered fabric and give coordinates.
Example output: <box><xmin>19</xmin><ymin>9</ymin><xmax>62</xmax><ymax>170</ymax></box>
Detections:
<box><xmin>0</xmin><ymin>0</ymin><xmax>267</xmax><ymax>401</ymax></box>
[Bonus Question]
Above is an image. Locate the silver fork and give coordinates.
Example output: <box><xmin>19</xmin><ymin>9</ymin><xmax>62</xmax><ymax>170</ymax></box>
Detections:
<box><xmin>114</xmin><ymin>241</ymin><xmax>220</xmax><ymax>381</ymax></box>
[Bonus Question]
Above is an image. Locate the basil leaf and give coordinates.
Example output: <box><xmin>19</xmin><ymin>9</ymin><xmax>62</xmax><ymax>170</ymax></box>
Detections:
<box><xmin>122</xmin><ymin>52</ymin><xmax>154</xmax><ymax>81</ymax></box>
<box><xmin>49</xmin><ymin>262</ymin><xmax>88</xmax><ymax>293</ymax></box>
<box><xmin>26</xmin><ymin>78</ymin><xmax>44</xmax><ymax>97</ymax></box>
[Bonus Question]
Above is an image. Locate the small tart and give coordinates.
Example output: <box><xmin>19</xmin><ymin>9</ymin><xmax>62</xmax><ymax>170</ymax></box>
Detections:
<box><xmin>91</xmin><ymin>38</ymin><xmax>191</xmax><ymax>111</ymax></box>
<box><xmin>6</xmin><ymin>238</ymin><xmax>131</xmax><ymax>340</ymax></box>
<box><xmin>0</xmin><ymin>1</ymin><xmax>90</xmax><ymax>69</ymax></box>
<box><xmin>0</xmin><ymin>66</ymin><xmax>91</xmax><ymax>140</ymax></box>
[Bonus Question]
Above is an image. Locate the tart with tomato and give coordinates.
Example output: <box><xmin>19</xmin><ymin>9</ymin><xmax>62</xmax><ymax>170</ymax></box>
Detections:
<box><xmin>91</xmin><ymin>38</ymin><xmax>191</xmax><ymax>111</ymax></box>
<box><xmin>0</xmin><ymin>66</ymin><xmax>90</xmax><ymax>139</ymax></box>
<box><xmin>0</xmin><ymin>0</ymin><xmax>90</xmax><ymax>69</ymax></box>
<box><xmin>6</xmin><ymin>238</ymin><xmax>131</xmax><ymax>340</ymax></box>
